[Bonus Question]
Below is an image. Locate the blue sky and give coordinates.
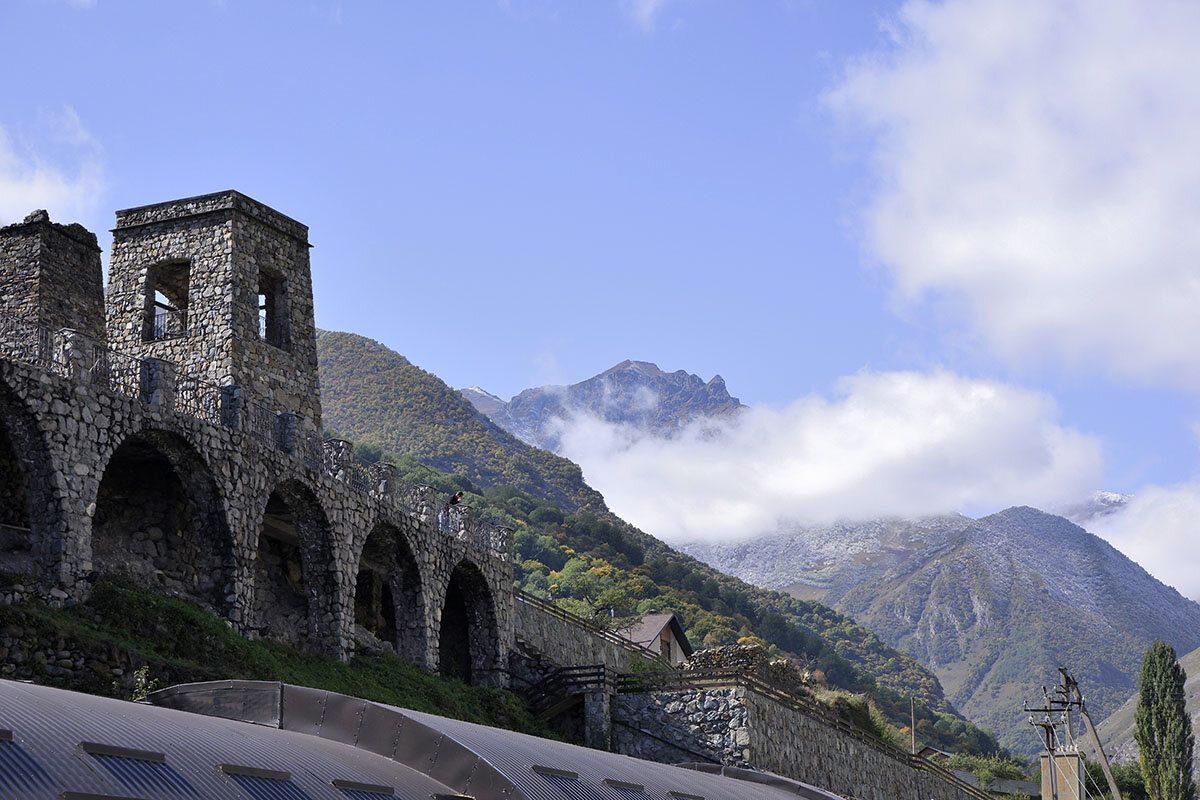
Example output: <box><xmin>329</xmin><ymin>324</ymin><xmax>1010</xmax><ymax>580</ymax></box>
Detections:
<box><xmin>6</xmin><ymin>0</ymin><xmax>1200</xmax><ymax>593</ymax></box>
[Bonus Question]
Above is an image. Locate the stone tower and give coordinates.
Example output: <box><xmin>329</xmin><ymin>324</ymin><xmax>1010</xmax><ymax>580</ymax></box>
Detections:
<box><xmin>106</xmin><ymin>191</ymin><xmax>321</xmax><ymax>426</ymax></box>
<box><xmin>0</xmin><ymin>210</ymin><xmax>105</xmax><ymax>339</ymax></box>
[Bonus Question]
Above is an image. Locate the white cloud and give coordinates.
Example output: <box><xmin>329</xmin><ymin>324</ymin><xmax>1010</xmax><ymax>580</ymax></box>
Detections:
<box><xmin>620</xmin><ymin>0</ymin><xmax>675</xmax><ymax>31</ymax></box>
<box><xmin>1090</xmin><ymin>485</ymin><xmax>1200</xmax><ymax>599</ymax></box>
<box><xmin>826</xmin><ymin>0</ymin><xmax>1200</xmax><ymax>389</ymax></box>
<box><xmin>0</xmin><ymin>107</ymin><xmax>105</xmax><ymax>226</ymax></box>
<box><xmin>552</xmin><ymin>369</ymin><xmax>1101</xmax><ymax>542</ymax></box>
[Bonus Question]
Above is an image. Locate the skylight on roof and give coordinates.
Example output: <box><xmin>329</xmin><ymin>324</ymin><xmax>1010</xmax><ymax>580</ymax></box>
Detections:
<box><xmin>331</xmin><ymin>778</ymin><xmax>396</xmax><ymax>800</ymax></box>
<box><xmin>221</xmin><ymin>764</ymin><xmax>312</xmax><ymax>800</ymax></box>
<box><xmin>82</xmin><ymin>742</ymin><xmax>195</xmax><ymax>796</ymax></box>
<box><xmin>0</xmin><ymin>732</ymin><xmax>52</xmax><ymax>794</ymax></box>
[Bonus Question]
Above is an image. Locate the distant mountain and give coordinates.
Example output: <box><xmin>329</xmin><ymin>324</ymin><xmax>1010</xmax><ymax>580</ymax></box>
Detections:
<box><xmin>460</xmin><ymin>359</ymin><xmax>744</xmax><ymax>450</ymax></box>
<box><xmin>1097</xmin><ymin>642</ymin><xmax>1200</xmax><ymax>774</ymax></box>
<box><xmin>459</xmin><ymin>386</ymin><xmax>506</xmax><ymax>418</ymax></box>
<box><xmin>1060</xmin><ymin>490</ymin><xmax>1133</xmax><ymax>528</ymax></box>
<box><xmin>316</xmin><ymin>331</ymin><xmax>606</xmax><ymax>513</ymax></box>
<box><xmin>316</xmin><ymin>332</ymin><xmax>1003</xmax><ymax>751</ymax></box>
<box><xmin>685</xmin><ymin>507</ymin><xmax>1200</xmax><ymax>753</ymax></box>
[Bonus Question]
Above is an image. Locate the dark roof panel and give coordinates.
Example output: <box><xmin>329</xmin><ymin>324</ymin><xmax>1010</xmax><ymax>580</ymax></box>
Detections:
<box><xmin>0</xmin><ymin>680</ymin><xmax>460</xmax><ymax>800</ymax></box>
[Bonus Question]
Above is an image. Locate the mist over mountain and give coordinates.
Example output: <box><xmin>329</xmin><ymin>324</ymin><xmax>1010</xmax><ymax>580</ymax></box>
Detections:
<box><xmin>316</xmin><ymin>331</ymin><xmax>989</xmax><ymax>744</ymax></box>
<box><xmin>460</xmin><ymin>359</ymin><xmax>744</xmax><ymax>451</ymax></box>
<box><xmin>686</xmin><ymin>506</ymin><xmax>1200</xmax><ymax>753</ymax></box>
<box><xmin>463</xmin><ymin>359</ymin><xmax>1200</xmax><ymax>752</ymax></box>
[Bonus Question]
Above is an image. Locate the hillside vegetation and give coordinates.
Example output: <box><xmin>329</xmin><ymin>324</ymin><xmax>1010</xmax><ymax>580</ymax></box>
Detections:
<box><xmin>0</xmin><ymin>577</ymin><xmax>550</xmax><ymax>736</ymax></box>
<box><xmin>317</xmin><ymin>330</ymin><xmax>604</xmax><ymax>512</ymax></box>
<box><xmin>318</xmin><ymin>330</ymin><xmax>1008</xmax><ymax>756</ymax></box>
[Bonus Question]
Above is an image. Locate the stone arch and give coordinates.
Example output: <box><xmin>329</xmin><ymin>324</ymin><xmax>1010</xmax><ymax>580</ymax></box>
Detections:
<box><xmin>353</xmin><ymin>521</ymin><xmax>426</xmax><ymax>664</ymax></box>
<box><xmin>252</xmin><ymin>479</ymin><xmax>336</xmax><ymax>651</ymax></box>
<box><xmin>437</xmin><ymin>558</ymin><xmax>500</xmax><ymax>685</ymax></box>
<box><xmin>0</xmin><ymin>379</ymin><xmax>62</xmax><ymax>575</ymax></box>
<box><xmin>90</xmin><ymin>428</ymin><xmax>233</xmax><ymax>611</ymax></box>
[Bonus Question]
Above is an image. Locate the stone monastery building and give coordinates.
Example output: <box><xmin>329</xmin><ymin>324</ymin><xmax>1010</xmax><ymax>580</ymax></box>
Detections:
<box><xmin>0</xmin><ymin>191</ymin><xmax>515</xmax><ymax>684</ymax></box>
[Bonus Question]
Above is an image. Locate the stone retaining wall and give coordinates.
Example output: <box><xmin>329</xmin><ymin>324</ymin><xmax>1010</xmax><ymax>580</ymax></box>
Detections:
<box><xmin>614</xmin><ymin>684</ymin><xmax>989</xmax><ymax>800</ymax></box>
<box><xmin>513</xmin><ymin>595</ymin><xmax>643</xmax><ymax>676</ymax></box>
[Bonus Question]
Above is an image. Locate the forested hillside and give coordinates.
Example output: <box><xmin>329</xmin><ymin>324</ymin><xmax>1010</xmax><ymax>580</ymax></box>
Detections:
<box><xmin>317</xmin><ymin>331</ymin><xmax>604</xmax><ymax>512</ymax></box>
<box><xmin>317</xmin><ymin>330</ymin><xmax>1008</xmax><ymax>756</ymax></box>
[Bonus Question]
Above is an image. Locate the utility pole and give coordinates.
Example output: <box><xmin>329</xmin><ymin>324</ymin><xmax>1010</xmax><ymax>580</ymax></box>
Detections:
<box><xmin>910</xmin><ymin>696</ymin><xmax>916</xmax><ymax>756</ymax></box>
<box><xmin>1023</xmin><ymin>668</ymin><xmax>1121</xmax><ymax>800</ymax></box>
<box><xmin>1059</xmin><ymin>668</ymin><xmax>1123</xmax><ymax>800</ymax></box>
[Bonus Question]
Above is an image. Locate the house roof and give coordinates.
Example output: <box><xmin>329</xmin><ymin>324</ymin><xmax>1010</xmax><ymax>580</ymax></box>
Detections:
<box><xmin>616</xmin><ymin>612</ymin><xmax>694</xmax><ymax>657</ymax></box>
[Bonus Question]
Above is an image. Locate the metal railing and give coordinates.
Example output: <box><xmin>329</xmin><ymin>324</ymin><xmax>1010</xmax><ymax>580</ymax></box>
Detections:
<box><xmin>91</xmin><ymin>347</ymin><xmax>142</xmax><ymax>401</ymax></box>
<box><xmin>0</xmin><ymin>313</ymin><xmax>62</xmax><ymax>374</ymax></box>
<box><xmin>345</xmin><ymin>462</ymin><xmax>373</xmax><ymax>493</ymax></box>
<box><xmin>244</xmin><ymin>400</ymin><xmax>278</xmax><ymax>447</ymax></box>
<box><xmin>301</xmin><ymin>431</ymin><xmax>324</xmax><ymax>472</ymax></box>
<box><xmin>175</xmin><ymin>373</ymin><xmax>223</xmax><ymax>425</ymax></box>
<box><xmin>148</xmin><ymin>304</ymin><xmax>187</xmax><ymax>340</ymax></box>
<box><xmin>524</xmin><ymin>665</ymin><xmax>613</xmax><ymax>717</ymax></box>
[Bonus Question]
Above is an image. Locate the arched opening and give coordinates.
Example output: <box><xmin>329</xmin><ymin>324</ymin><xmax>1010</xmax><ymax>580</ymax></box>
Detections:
<box><xmin>438</xmin><ymin>560</ymin><xmax>499</xmax><ymax>684</ymax></box>
<box><xmin>0</xmin><ymin>408</ymin><xmax>32</xmax><ymax>571</ymax></box>
<box><xmin>91</xmin><ymin>430</ymin><xmax>232</xmax><ymax>610</ymax></box>
<box><xmin>252</xmin><ymin>481</ymin><xmax>333</xmax><ymax>649</ymax></box>
<box><xmin>0</xmin><ymin>383</ymin><xmax>60</xmax><ymax>576</ymax></box>
<box><xmin>353</xmin><ymin>523</ymin><xmax>424</xmax><ymax>662</ymax></box>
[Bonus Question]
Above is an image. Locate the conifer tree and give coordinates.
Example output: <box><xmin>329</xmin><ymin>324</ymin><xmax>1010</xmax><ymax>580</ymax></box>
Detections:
<box><xmin>1135</xmin><ymin>640</ymin><xmax>1195</xmax><ymax>800</ymax></box>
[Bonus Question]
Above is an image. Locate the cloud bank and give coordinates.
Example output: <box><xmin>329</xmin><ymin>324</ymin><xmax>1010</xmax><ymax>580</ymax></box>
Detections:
<box><xmin>0</xmin><ymin>107</ymin><xmax>105</xmax><ymax>226</ymax></box>
<box><xmin>552</xmin><ymin>370</ymin><xmax>1101</xmax><ymax>542</ymax></box>
<box><xmin>1090</xmin><ymin>486</ymin><xmax>1200</xmax><ymax>599</ymax></box>
<box><xmin>827</xmin><ymin>0</ymin><xmax>1200</xmax><ymax>389</ymax></box>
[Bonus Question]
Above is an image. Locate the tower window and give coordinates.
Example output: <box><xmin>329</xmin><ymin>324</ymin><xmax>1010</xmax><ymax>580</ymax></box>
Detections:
<box><xmin>143</xmin><ymin>261</ymin><xmax>190</xmax><ymax>341</ymax></box>
<box><xmin>257</xmin><ymin>268</ymin><xmax>290</xmax><ymax>350</ymax></box>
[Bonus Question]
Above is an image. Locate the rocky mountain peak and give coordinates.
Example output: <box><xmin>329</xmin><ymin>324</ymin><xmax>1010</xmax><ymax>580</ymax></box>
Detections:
<box><xmin>459</xmin><ymin>359</ymin><xmax>744</xmax><ymax>451</ymax></box>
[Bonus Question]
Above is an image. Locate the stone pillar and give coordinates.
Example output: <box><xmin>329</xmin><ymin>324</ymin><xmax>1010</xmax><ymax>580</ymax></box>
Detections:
<box><xmin>140</xmin><ymin>357</ymin><xmax>176</xmax><ymax>409</ymax></box>
<box><xmin>57</xmin><ymin>329</ymin><xmax>93</xmax><ymax>383</ymax></box>
<box><xmin>583</xmin><ymin>672</ymin><xmax>614</xmax><ymax>751</ymax></box>
<box><xmin>496</xmin><ymin>525</ymin><xmax>515</xmax><ymax>559</ymax></box>
<box><xmin>275</xmin><ymin>412</ymin><xmax>297</xmax><ymax>452</ymax></box>
<box><xmin>220</xmin><ymin>385</ymin><xmax>242</xmax><ymax>430</ymax></box>
<box><xmin>409</xmin><ymin>485</ymin><xmax>436</xmax><ymax>522</ymax></box>
<box><xmin>322</xmin><ymin>438</ymin><xmax>353</xmax><ymax>476</ymax></box>
<box><xmin>369</xmin><ymin>461</ymin><xmax>395</xmax><ymax>500</ymax></box>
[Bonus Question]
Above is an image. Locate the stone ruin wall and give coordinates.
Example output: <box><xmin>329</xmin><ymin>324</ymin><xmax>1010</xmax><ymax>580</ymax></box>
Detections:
<box><xmin>0</xmin><ymin>194</ymin><xmax>517</xmax><ymax>688</ymax></box>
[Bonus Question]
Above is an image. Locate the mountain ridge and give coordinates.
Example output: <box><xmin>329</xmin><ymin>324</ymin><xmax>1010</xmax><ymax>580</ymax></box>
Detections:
<box><xmin>460</xmin><ymin>358</ymin><xmax>744</xmax><ymax>450</ymax></box>
<box><xmin>315</xmin><ymin>330</ymin><xmax>1007</xmax><ymax>754</ymax></box>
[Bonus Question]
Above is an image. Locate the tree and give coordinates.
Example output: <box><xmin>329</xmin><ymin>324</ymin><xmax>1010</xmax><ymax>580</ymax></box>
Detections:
<box><xmin>1135</xmin><ymin>640</ymin><xmax>1195</xmax><ymax>800</ymax></box>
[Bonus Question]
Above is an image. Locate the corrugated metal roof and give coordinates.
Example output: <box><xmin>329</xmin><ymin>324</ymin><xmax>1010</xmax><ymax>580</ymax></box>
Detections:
<box><xmin>0</xmin><ymin>679</ymin><xmax>460</xmax><ymax>800</ymax></box>
<box><xmin>149</xmin><ymin>680</ymin><xmax>843</xmax><ymax>800</ymax></box>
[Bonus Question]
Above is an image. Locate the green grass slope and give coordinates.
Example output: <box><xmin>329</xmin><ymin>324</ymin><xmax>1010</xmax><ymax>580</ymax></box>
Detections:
<box><xmin>0</xmin><ymin>577</ymin><xmax>552</xmax><ymax>736</ymax></box>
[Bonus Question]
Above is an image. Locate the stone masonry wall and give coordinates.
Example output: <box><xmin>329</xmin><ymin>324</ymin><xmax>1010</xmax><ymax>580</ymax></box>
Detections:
<box><xmin>614</xmin><ymin>685</ymin><xmax>989</xmax><ymax>800</ymax></box>
<box><xmin>744</xmin><ymin>689</ymin><xmax>985</xmax><ymax>800</ymax></box>
<box><xmin>614</xmin><ymin>688</ymin><xmax>749</xmax><ymax>767</ymax></box>
<box><xmin>0</xmin><ymin>210</ymin><xmax>105</xmax><ymax>340</ymax></box>
<box><xmin>511</xmin><ymin>595</ymin><xmax>644</xmax><ymax>681</ymax></box>
<box><xmin>0</xmin><ymin>197</ymin><xmax>517</xmax><ymax>688</ymax></box>
<box><xmin>106</xmin><ymin>191</ymin><xmax>322</xmax><ymax>424</ymax></box>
